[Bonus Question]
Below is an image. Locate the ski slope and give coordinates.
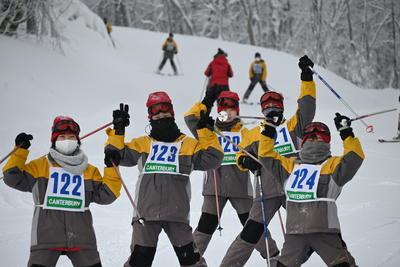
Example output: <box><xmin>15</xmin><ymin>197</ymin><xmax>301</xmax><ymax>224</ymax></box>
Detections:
<box><xmin>1</xmin><ymin>17</ymin><xmax>399</xmax><ymax>267</ymax></box>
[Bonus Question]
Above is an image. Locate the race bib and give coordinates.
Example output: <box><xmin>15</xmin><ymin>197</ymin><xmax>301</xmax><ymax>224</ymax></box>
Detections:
<box><xmin>43</xmin><ymin>167</ymin><xmax>85</xmax><ymax>212</ymax></box>
<box><xmin>218</xmin><ymin>132</ymin><xmax>241</xmax><ymax>165</ymax></box>
<box><xmin>143</xmin><ymin>140</ymin><xmax>184</xmax><ymax>175</ymax></box>
<box><xmin>253</xmin><ymin>63</ymin><xmax>262</xmax><ymax>74</ymax></box>
<box><xmin>285</xmin><ymin>164</ymin><xmax>322</xmax><ymax>202</ymax></box>
<box><xmin>273</xmin><ymin>124</ymin><xmax>297</xmax><ymax>155</ymax></box>
<box><xmin>166</xmin><ymin>43</ymin><xmax>174</xmax><ymax>51</ymax></box>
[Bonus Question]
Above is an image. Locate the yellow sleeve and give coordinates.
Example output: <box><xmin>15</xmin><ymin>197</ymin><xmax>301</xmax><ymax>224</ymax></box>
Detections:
<box><xmin>193</xmin><ymin>128</ymin><xmax>223</xmax><ymax>154</ymax></box>
<box><xmin>104</xmin><ymin>128</ymin><xmax>125</xmax><ymax>150</ymax></box>
<box><xmin>249</xmin><ymin>62</ymin><xmax>254</xmax><ymax>78</ymax></box>
<box><xmin>262</xmin><ymin>61</ymin><xmax>267</xmax><ymax>81</ymax></box>
<box><xmin>3</xmin><ymin>147</ymin><xmax>29</xmax><ymax>173</ymax></box>
<box><xmin>184</xmin><ymin>102</ymin><xmax>208</xmax><ymax>119</ymax></box>
<box><xmin>174</xmin><ymin>41</ymin><xmax>178</xmax><ymax>53</ymax></box>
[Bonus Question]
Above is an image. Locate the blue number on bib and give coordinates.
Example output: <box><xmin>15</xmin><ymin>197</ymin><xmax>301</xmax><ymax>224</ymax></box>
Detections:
<box><xmin>232</xmin><ymin>136</ymin><xmax>240</xmax><ymax>152</ymax></box>
<box><xmin>60</xmin><ymin>173</ymin><xmax>71</xmax><ymax>194</ymax></box>
<box><xmin>157</xmin><ymin>145</ymin><xmax>168</xmax><ymax>161</ymax></box>
<box><xmin>72</xmin><ymin>175</ymin><xmax>82</xmax><ymax>196</ymax></box>
<box><xmin>51</xmin><ymin>172</ymin><xmax>59</xmax><ymax>193</ymax></box>
<box><xmin>274</xmin><ymin>127</ymin><xmax>289</xmax><ymax>145</ymax></box>
<box><xmin>291</xmin><ymin>168</ymin><xmax>318</xmax><ymax>190</ymax></box>
<box><xmin>150</xmin><ymin>145</ymin><xmax>159</xmax><ymax>160</ymax></box>
<box><xmin>168</xmin><ymin>146</ymin><xmax>178</xmax><ymax>162</ymax></box>
<box><xmin>305</xmin><ymin>170</ymin><xmax>317</xmax><ymax>189</ymax></box>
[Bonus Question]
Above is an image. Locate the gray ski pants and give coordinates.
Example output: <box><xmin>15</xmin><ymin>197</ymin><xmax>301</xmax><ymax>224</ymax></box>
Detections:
<box><xmin>28</xmin><ymin>249</ymin><xmax>101</xmax><ymax>267</ymax></box>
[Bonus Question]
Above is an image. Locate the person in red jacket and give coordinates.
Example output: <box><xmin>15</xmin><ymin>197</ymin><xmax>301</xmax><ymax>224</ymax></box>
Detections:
<box><xmin>203</xmin><ymin>48</ymin><xmax>233</xmax><ymax>108</ymax></box>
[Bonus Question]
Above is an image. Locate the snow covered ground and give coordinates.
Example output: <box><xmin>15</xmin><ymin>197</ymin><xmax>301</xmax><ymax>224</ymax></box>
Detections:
<box><xmin>0</xmin><ymin>11</ymin><xmax>399</xmax><ymax>267</ymax></box>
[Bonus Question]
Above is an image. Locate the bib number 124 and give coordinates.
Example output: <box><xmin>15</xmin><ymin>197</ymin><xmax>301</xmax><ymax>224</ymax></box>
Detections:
<box><xmin>290</xmin><ymin>168</ymin><xmax>317</xmax><ymax>190</ymax></box>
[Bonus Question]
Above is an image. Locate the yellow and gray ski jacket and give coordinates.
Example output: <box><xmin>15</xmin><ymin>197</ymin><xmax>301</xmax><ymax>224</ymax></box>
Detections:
<box><xmin>258</xmin><ymin>134</ymin><xmax>364</xmax><ymax>234</ymax></box>
<box><xmin>184</xmin><ymin>103</ymin><xmax>253</xmax><ymax>199</ymax></box>
<box><xmin>236</xmin><ymin>80</ymin><xmax>316</xmax><ymax>199</ymax></box>
<box><xmin>249</xmin><ymin>60</ymin><xmax>267</xmax><ymax>81</ymax></box>
<box><xmin>104</xmin><ymin>127</ymin><xmax>223</xmax><ymax>224</ymax></box>
<box><xmin>2</xmin><ymin>148</ymin><xmax>121</xmax><ymax>251</ymax></box>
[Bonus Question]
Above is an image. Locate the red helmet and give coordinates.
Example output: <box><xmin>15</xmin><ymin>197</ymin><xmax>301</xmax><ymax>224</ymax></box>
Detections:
<box><xmin>146</xmin><ymin>91</ymin><xmax>174</xmax><ymax>118</ymax></box>
<box><xmin>301</xmin><ymin>122</ymin><xmax>331</xmax><ymax>147</ymax></box>
<box><xmin>51</xmin><ymin>116</ymin><xmax>80</xmax><ymax>143</ymax></box>
<box><xmin>260</xmin><ymin>91</ymin><xmax>284</xmax><ymax>111</ymax></box>
<box><xmin>217</xmin><ymin>91</ymin><xmax>240</xmax><ymax>114</ymax></box>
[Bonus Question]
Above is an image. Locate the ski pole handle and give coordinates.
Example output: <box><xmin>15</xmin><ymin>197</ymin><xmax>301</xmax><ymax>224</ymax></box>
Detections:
<box><xmin>80</xmin><ymin>122</ymin><xmax>112</xmax><ymax>140</ymax></box>
<box><xmin>349</xmin><ymin>108</ymin><xmax>397</xmax><ymax>122</ymax></box>
<box><xmin>218</xmin><ymin>111</ymin><xmax>265</xmax><ymax>122</ymax></box>
<box><xmin>111</xmin><ymin>161</ymin><xmax>145</xmax><ymax>225</ymax></box>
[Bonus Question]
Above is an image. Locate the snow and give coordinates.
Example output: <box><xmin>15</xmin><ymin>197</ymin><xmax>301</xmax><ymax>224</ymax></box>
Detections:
<box><xmin>1</xmin><ymin>11</ymin><xmax>399</xmax><ymax>267</ymax></box>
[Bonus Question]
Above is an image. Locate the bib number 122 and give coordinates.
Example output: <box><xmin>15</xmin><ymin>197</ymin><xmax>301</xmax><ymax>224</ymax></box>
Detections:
<box><xmin>51</xmin><ymin>172</ymin><xmax>82</xmax><ymax>196</ymax></box>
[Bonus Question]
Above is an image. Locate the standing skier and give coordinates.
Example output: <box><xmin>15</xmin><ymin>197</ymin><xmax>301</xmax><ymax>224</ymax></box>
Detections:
<box><xmin>157</xmin><ymin>33</ymin><xmax>178</xmax><ymax>75</ymax></box>
<box><xmin>104</xmin><ymin>92</ymin><xmax>223</xmax><ymax>267</ymax></box>
<box><xmin>242</xmin><ymin>52</ymin><xmax>269</xmax><ymax>103</ymax></box>
<box><xmin>203</xmin><ymin>48</ymin><xmax>234</xmax><ymax>107</ymax></box>
<box><xmin>103</xmin><ymin>18</ymin><xmax>112</xmax><ymax>34</ymax></box>
<box><xmin>257</xmin><ymin>114</ymin><xmax>364</xmax><ymax>266</ymax></box>
<box><xmin>220</xmin><ymin>55</ymin><xmax>317</xmax><ymax>267</ymax></box>
<box><xmin>2</xmin><ymin>116</ymin><xmax>122</xmax><ymax>267</ymax></box>
<box><xmin>184</xmin><ymin>91</ymin><xmax>272</xmax><ymax>258</ymax></box>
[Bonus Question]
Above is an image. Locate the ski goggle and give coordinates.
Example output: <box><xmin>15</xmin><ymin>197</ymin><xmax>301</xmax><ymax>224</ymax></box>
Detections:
<box><xmin>52</xmin><ymin>120</ymin><xmax>80</xmax><ymax>134</ymax></box>
<box><xmin>302</xmin><ymin>122</ymin><xmax>330</xmax><ymax>145</ymax></box>
<box><xmin>148</xmin><ymin>102</ymin><xmax>173</xmax><ymax>116</ymax></box>
<box><xmin>260</xmin><ymin>92</ymin><xmax>284</xmax><ymax>110</ymax></box>
<box><xmin>217</xmin><ymin>97</ymin><xmax>239</xmax><ymax>108</ymax></box>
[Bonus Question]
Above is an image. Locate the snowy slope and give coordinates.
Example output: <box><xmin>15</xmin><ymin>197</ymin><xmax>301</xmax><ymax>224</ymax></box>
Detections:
<box><xmin>1</xmin><ymin>21</ymin><xmax>399</xmax><ymax>266</ymax></box>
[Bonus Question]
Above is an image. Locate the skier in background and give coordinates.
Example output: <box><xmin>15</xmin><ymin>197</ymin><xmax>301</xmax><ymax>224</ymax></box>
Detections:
<box><xmin>103</xmin><ymin>18</ymin><xmax>112</xmax><ymax>34</ymax></box>
<box><xmin>257</xmin><ymin>114</ymin><xmax>364</xmax><ymax>266</ymax></box>
<box><xmin>2</xmin><ymin>116</ymin><xmax>122</xmax><ymax>267</ymax></box>
<box><xmin>105</xmin><ymin>92</ymin><xmax>223</xmax><ymax>267</ymax></box>
<box><xmin>203</xmin><ymin>48</ymin><xmax>233</xmax><ymax>109</ymax></box>
<box><xmin>242</xmin><ymin>52</ymin><xmax>269</xmax><ymax>104</ymax></box>
<box><xmin>157</xmin><ymin>33</ymin><xmax>178</xmax><ymax>75</ymax></box>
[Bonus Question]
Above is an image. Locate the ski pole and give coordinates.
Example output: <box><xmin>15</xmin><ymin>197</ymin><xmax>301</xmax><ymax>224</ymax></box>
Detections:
<box><xmin>80</xmin><ymin>122</ymin><xmax>112</xmax><ymax>140</ymax></box>
<box><xmin>255</xmin><ymin>169</ymin><xmax>271</xmax><ymax>267</ymax></box>
<box><xmin>212</xmin><ymin>169</ymin><xmax>223</xmax><ymax>235</ymax></box>
<box><xmin>310</xmin><ymin>67</ymin><xmax>373</xmax><ymax>133</ymax></box>
<box><xmin>198</xmin><ymin>76</ymin><xmax>210</xmax><ymax>102</ymax></box>
<box><xmin>213</xmin><ymin>127</ymin><xmax>286</xmax><ymax>236</ymax></box>
<box><xmin>108</xmin><ymin>33</ymin><xmax>116</xmax><ymax>48</ymax></box>
<box><xmin>218</xmin><ymin>111</ymin><xmax>264</xmax><ymax>122</ymax></box>
<box><xmin>176</xmin><ymin>54</ymin><xmax>183</xmax><ymax>75</ymax></box>
<box><xmin>111</xmin><ymin>161</ymin><xmax>145</xmax><ymax>225</ymax></box>
<box><xmin>349</xmin><ymin>108</ymin><xmax>397</xmax><ymax>122</ymax></box>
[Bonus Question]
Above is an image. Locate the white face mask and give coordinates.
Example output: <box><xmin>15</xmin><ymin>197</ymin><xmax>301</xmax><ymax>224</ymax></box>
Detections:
<box><xmin>255</xmin><ymin>57</ymin><xmax>261</xmax><ymax>61</ymax></box>
<box><xmin>55</xmin><ymin>140</ymin><xmax>79</xmax><ymax>155</ymax></box>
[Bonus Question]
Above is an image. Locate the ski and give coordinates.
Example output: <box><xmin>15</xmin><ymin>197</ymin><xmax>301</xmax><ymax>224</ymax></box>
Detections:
<box><xmin>378</xmin><ymin>139</ymin><xmax>400</xmax><ymax>143</ymax></box>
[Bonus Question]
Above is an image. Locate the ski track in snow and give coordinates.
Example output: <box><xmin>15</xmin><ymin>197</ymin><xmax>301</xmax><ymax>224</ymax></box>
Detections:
<box><xmin>1</xmin><ymin>19</ymin><xmax>400</xmax><ymax>267</ymax></box>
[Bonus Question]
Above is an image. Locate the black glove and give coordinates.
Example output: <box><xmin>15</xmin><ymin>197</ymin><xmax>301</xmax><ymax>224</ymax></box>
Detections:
<box><xmin>238</xmin><ymin>155</ymin><xmax>262</xmax><ymax>173</ymax></box>
<box><xmin>113</xmin><ymin>103</ymin><xmax>130</xmax><ymax>135</ymax></box>
<box><xmin>15</xmin><ymin>132</ymin><xmax>33</xmax><ymax>149</ymax></box>
<box><xmin>263</xmin><ymin>108</ymin><xmax>284</xmax><ymax>127</ymax></box>
<box><xmin>201</xmin><ymin>91</ymin><xmax>217</xmax><ymax>110</ymax></box>
<box><xmin>197</xmin><ymin>110</ymin><xmax>215</xmax><ymax>130</ymax></box>
<box><xmin>261</xmin><ymin>124</ymin><xmax>277</xmax><ymax>139</ymax></box>
<box><xmin>298</xmin><ymin>55</ymin><xmax>314</xmax><ymax>81</ymax></box>
<box><xmin>334</xmin><ymin>112</ymin><xmax>354</xmax><ymax>140</ymax></box>
<box><xmin>104</xmin><ymin>150</ymin><xmax>121</xmax><ymax>167</ymax></box>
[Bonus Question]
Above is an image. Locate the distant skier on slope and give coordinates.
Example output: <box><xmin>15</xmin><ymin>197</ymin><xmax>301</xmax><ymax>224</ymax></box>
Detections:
<box><xmin>104</xmin><ymin>92</ymin><xmax>224</xmax><ymax>267</ymax></box>
<box><xmin>203</xmin><ymin>48</ymin><xmax>234</xmax><ymax>108</ymax></box>
<box><xmin>184</xmin><ymin>91</ymin><xmax>274</xmax><ymax>259</ymax></box>
<box><xmin>2</xmin><ymin>116</ymin><xmax>122</xmax><ymax>267</ymax></box>
<box><xmin>103</xmin><ymin>17</ymin><xmax>112</xmax><ymax>34</ymax></box>
<box><xmin>157</xmin><ymin>33</ymin><xmax>178</xmax><ymax>75</ymax></box>
<box><xmin>242</xmin><ymin>52</ymin><xmax>269</xmax><ymax>104</ymax></box>
<box><xmin>257</xmin><ymin>114</ymin><xmax>364</xmax><ymax>267</ymax></box>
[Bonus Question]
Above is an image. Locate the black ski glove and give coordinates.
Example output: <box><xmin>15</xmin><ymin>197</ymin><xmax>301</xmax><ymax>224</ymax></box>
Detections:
<box><xmin>298</xmin><ymin>55</ymin><xmax>314</xmax><ymax>81</ymax></box>
<box><xmin>197</xmin><ymin>110</ymin><xmax>215</xmax><ymax>131</ymax></box>
<box><xmin>201</xmin><ymin>91</ymin><xmax>217</xmax><ymax>110</ymax></box>
<box><xmin>334</xmin><ymin>112</ymin><xmax>354</xmax><ymax>140</ymax></box>
<box><xmin>15</xmin><ymin>132</ymin><xmax>33</xmax><ymax>149</ymax></box>
<box><xmin>104</xmin><ymin>150</ymin><xmax>121</xmax><ymax>167</ymax></box>
<box><xmin>263</xmin><ymin>108</ymin><xmax>284</xmax><ymax>127</ymax></box>
<box><xmin>113</xmin><ymin>103</ymin><xmax>130</xmax><ymax>135</ymax></box>
<box><xmin>261</xmin><ymin>124</ymin><xmax>277</xmax><ymax>139</ymax></box>
<box><xmin>238</xmin><ymin>155</ymin><xmax>262</xmax><ymax>173</ymax></box>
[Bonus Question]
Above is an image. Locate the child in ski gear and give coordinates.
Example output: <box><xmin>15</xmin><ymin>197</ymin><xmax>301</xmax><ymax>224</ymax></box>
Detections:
<box><xmin>104</xmin><ymin>92</ymin><xmax>224</xmax><ymax>267</ymax></box>
<box><xmin>242</xmin><ymin>52</ymin><xmax>269</xmax><ymax>103</ymax></box>
<box><xmin>258</xmin><ymin>113</ymin><xmax>364</xmax><ymax>267</ymax></box>
<box><xmin>103</xmin><ymin>18</ymin><xmax>112</xmax><ymax>34</ymax></box>
<box><xmin>203</xmin><ymin>48</ymin><xmax>234</xmax><ymax>108</ymax></box>
<box><xmin>220</xmin><ymin>55</ymin><xmax>317</xmax><ymax>267</ymax></box>
<box><xmin>2</xmin><ymin>116</ymin><xmax>122</xmax><ymax>267</ymax></box>
<box><xmin>158</xmin><ymin>32</ymin><xmax>178</xmax><ymax>75</ymax></box>
<box><xmin>184</xmin><ymin>91</ymin><xmax>270</xmax><ymax>258</ymax></box>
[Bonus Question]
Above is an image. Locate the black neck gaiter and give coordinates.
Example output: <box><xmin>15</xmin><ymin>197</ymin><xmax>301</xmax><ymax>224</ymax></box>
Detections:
<box><xmin>149</xmin><ymin>117</ymin><xmax>182</xmax><ymax>142</ymax></box>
